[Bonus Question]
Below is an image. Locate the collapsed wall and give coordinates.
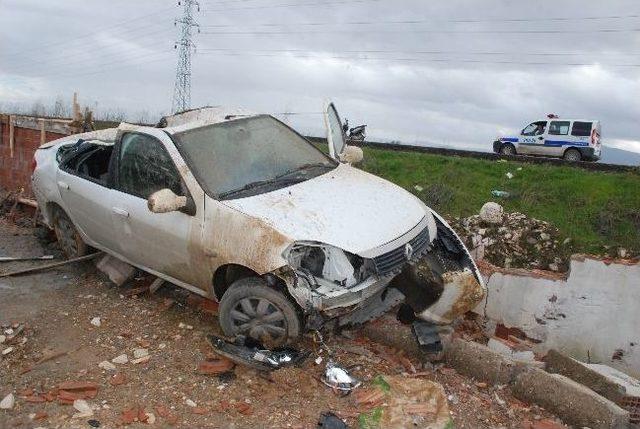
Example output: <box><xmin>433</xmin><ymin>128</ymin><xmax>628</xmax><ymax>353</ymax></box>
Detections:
<box><xmin>473</xmin><ymin>255</ymin><xmax>640</xmax><ymax>378</ymax></box>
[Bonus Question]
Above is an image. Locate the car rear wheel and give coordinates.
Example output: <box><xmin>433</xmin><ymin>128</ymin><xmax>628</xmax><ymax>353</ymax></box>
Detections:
<box><xmin>52</xmin><ymin>208</ymin><xmax>87</xmax><ymax>258</ymax></box>
<box><xmin>499</xmin><ymin>143</ymin><xmax>516</xmax><ymax>156</ymax></box>
<box><xmin>564</xmin><ymin>148</ymin><xmax>582</xmax><ymax>162</ymax></box>
<box><xmin>218</xmin><ymin>277</ymin><xmax>301</xmax><ymax>347</ymax></box>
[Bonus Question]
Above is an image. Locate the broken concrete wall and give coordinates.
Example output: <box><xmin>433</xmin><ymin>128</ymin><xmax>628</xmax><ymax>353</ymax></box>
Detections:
<box><xmin>474</xmin><ymin>255</ymin><xmax>640</xmax><ymax>378</ymax></box>
<box><xmin>0</xmin><ymin>114</ymin><xmax>71</xmax><ymax>195</ymax></box>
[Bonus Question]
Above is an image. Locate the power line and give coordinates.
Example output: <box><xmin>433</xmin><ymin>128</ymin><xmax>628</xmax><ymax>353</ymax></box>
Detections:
<box><xmin>201</xmin><ymin>0</ymin><xmax>381</xmax><ymax>13</ymax></box>
<box><xmin>4</xmin><ymin>26</ymin><xmax>174</xmax><ymax>74</ymax></box>
<box><xmin>200</xmin><ymin>13</ymin><xmax>640</xmax><ymax>27</ymax></box>
<box><xmin>1</xmin><ymin>6</ymin><xmax>178</xmax><ymax>62</ymax></box>
<box><xmin>200</xmin><ymin>27</ymin><xmax>640</xmax><ymax>35</ymax></box>
<box><xmin>196</xmin><ymin>50</ymin><xmax>640</xmax><ymax>67</ymax></box>
<box><xmin>198</xmin><ymin>47</ymin><xmax>639</xmax><ymax>57</ymax></box>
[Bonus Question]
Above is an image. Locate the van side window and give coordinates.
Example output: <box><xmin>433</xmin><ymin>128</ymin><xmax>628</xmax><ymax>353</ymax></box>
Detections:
<box><xmin>549</xmin><ymin>121</ymin><xmax>570</xmax><ymax>136</ymax></box>
<box><xmin>571</xmin><ymin>122</ymin><xmax>592</xmax><ymax>137</ymax></box>
<box><xmin>522</xmin><ymin>121</ymin><xmax>547</xmax><ymax>136</ymax></box>
<box><xmin>117</xmin><ymin>133</ymin><xmax>183</xmax><ymax>199</ymax></box>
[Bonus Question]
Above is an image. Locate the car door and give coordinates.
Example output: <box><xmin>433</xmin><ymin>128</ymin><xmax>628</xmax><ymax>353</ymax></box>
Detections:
<box><xmin>110</xmin><ymin>128</ymin><xmax>208</xmax><ymax>291</ymax></box>
<box><xmin>517</xmin><ymin>121</ymin><xmax>547</xmax><ymax>155</ymax></box>
<box><xmin>56</xmin><ymin>144</ymin><xmax>121</xmax><ymax>253</ymax></box>
<box><xmin>546</xmin><ymin>120</ymin><xmax>572</xmax><ymax>156</ymax></box>
<box><xmin>324</xmin><ymin>102</ymin><xmax>347</xmax><ymax>160</ymax></box>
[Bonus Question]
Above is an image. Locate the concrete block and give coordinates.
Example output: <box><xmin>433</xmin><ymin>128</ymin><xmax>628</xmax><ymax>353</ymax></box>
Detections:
<box><xmin>96</xmin><ymin>254</ymin><xmax>135</xmax><ymax>286</ymax></box>
<box><xmin>361</xmin><ymin>314</ymin><xmax>424</xmax><ymax>360</ymax></box>
<box><xmin>546</xmin><ymin>349</ymin><xmax>627</xmax><ymax>405</ymax></box>
<box><xmin>513</xmin><ymin>368</ymin><xmax>630</xmax><ymax>429</ymax></box>
<box><xmin>444</xmin><ymin>337</ymin><xmax>519</xmax><ymax>385</ymax></box>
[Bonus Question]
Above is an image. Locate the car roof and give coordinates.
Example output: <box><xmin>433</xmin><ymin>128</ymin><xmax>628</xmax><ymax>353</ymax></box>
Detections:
<box><xmin>39</xmin><ymin>107</ymin><xmax>262</xmax><ymax>149</ymax></box>
<box><xmin>535</xmin><ymin>119</ymin><xmax>599</xmax><ymax>123</ymax></box>
<box><xmin>158</xmin><ymin>106</ymin><xmax>260</xmax><ymax>134</ymax></box>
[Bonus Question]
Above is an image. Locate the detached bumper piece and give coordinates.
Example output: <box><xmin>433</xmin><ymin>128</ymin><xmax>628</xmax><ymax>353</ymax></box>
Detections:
<box><xmin>207</xmin><ymin>335</ymin><xmax>307</xmax><ymax>372</ymax></box>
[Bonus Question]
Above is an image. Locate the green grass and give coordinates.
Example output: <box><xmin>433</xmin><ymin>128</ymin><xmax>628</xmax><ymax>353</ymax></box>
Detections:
<box><xmin>357</xmin><ymin>147</ymin><xmax>640</xmax><ymax>256</ymax></box>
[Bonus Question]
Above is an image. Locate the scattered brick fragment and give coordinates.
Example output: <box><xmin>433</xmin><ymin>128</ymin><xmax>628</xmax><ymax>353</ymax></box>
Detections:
<box><xmin>198</xmin><ymin>359</ymin><xmax>234</xmax><ymax>375</ymax></box>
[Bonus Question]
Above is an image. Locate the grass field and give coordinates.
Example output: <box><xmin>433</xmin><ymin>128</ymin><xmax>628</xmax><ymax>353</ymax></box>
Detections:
<box><xmin>357</xmin><ymin>146</ymin><xmax>640</xmax><ymax>257</ymax></box>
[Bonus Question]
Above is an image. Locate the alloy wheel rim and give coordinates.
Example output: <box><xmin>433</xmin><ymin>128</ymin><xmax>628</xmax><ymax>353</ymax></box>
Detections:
<box><xmin>230</xmin><ymin>297</ymin><xmax>287</xmax><ymax>344</ymax></box>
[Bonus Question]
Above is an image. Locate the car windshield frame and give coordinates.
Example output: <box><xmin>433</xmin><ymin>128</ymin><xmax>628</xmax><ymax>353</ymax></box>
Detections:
<box><xmin>170</xmin><ymin>114</ymin><xmax>338</xmax><ymax>200</ymax></box>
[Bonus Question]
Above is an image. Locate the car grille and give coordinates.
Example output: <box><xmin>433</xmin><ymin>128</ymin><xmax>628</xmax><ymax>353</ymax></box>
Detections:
<box><xmin>373</xmin><ymin>225</ymin><xmax>431</xmax><ymax>276</ymax></box>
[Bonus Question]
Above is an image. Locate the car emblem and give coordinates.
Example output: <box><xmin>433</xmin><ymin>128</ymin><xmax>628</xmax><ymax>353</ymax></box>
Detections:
<box><xmin>404</xmin><ymin>243</ymin><xmax>414</xmax><ymax>260</ymax></box>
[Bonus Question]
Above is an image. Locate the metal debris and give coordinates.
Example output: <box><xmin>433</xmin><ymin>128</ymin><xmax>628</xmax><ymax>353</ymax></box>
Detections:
<box><xmin>321</xmin><ymin>360</ymin><xmax>361</xmax><ymax>392</ymax></box>
<box><xmin>207</xmin><ymin>334</ymin><xmax>306</xmax><ymax>371</ymax></box>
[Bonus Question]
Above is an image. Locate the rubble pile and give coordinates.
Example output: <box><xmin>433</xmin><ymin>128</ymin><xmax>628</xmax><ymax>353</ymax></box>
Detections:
<box><xmin>450</xmin><ymin>202</ymin><xmax>571</xmax><ymax>272</ymax></box>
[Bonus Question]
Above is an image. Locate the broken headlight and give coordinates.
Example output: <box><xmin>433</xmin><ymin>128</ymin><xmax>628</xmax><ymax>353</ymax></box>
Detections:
<box><xmin>284</xmin><ymin>242</ymin><xmax>374</xmax><ymax>288</ymax></box>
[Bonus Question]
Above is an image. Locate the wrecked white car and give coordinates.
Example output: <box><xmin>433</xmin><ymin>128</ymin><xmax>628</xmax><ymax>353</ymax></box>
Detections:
<box><xmin>31</xmin><ymin>104</ymin><xmax>485</xmax><ymax>345</ymax></box>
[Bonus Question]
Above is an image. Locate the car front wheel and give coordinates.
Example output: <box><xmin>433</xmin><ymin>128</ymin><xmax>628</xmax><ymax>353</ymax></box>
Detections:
<box><xmin>218</xmin><ymin>277</ymin><xmax>301</xmax><ymax>347</ymax></box>
<box><xmin>52</xmin><ymin>208</ymin><xmax>88</xmax><ymax>258</ymax></box>
<box><xmin>499</xmin><ymin>143</ymin><xmax>516</xmax><ymax>156</ymax></box>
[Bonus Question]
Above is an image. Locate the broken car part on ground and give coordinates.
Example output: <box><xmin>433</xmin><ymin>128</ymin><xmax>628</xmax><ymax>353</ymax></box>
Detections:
<box><xmin>31</xmin><ymin>104</ymin><xmax>485</xmax><ymax>347</ymax></box>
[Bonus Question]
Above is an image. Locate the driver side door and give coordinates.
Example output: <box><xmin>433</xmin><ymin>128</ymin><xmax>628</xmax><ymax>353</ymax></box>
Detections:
<box><xmin>110</xmin><ymin>129</ymin><xmax>207</xmax><ymax>290</ymax></box>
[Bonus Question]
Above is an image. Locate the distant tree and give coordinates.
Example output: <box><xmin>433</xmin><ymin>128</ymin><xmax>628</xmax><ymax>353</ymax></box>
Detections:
<box><xmin>52</xmin><ymin>96</ymin><xmax>70</xmax><ymax>118</ymax></box>
<box><xmin>30</xmin><ymin>101</ymin><xmax>46</xmax><ymax>117</ymax></box>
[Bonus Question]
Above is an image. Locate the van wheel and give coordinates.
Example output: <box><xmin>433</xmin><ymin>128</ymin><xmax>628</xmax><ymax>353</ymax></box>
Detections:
<box><xmin>564</xmin><ymin>148</ymin><xmax>582</xmax><ymax>162</ymax></box>
<box><xmin>52</xmin><ymin>208</ymin><xmax>87</xmax><ymax>258</ymax></box>
<box><xmin>499</xmin><ymin>143</ymin><xmax>516</xmax><ymax>156</ymax></box>
<box><xmin>218</xmin><ymin>277</ymin><xmax>301</xmax><ymax>347</ymax></box>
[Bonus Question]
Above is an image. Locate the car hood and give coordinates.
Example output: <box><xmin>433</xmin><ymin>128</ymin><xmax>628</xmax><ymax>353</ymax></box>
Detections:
<box><xmin>222</xmin><ymin>164</ymin><xmax>432</xmax><ymax>256</ymax></box>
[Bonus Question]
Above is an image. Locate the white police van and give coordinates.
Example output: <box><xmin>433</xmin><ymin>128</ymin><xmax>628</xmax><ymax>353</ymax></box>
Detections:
<box><xmin>493</xmin><ymin>115</ymin><xmax>601</xmax><ymax>162</ymax></box>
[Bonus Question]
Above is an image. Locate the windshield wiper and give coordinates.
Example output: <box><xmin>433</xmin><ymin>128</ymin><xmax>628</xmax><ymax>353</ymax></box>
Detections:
<box><xmin>218</xmin><ymin>163</ymin><xmax>334</xmax><ymax>199</ymax></box>
<box><xmin>218</xmin><ymin>175</ymin><xmax>304</xmax><ymax>199</ymax></box>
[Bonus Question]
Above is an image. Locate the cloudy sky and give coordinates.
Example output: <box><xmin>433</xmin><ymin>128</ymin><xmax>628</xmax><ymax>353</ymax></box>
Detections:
<box><xmin>1</xmin><ymin>0</ymin><xmax>639</xmax><ymax>152</ymax></box>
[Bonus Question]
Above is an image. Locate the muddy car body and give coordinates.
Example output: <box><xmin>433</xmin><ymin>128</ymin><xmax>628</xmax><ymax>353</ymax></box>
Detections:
<box><xmin>32</xmin><ymin>105</ymin><xmax>485</xmax><ymax>345</ymax></box>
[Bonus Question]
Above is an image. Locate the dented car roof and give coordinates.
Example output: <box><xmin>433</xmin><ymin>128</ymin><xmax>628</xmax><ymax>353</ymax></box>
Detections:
<box><xmin>39</xmin><ymin>107</ymin><xmax>260</xmax><ymax>150</ymax></box>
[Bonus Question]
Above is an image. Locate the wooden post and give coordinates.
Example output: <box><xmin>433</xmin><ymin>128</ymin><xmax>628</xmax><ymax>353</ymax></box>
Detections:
<box><xmin>40</xmin><ymin>119</ymin><xmax>46</xmax><ymax>145</ymax></box>
<box><xmin>9</xmin><ymin>115</ymin><xmax>14</xmax><ymax>158</ymax></box>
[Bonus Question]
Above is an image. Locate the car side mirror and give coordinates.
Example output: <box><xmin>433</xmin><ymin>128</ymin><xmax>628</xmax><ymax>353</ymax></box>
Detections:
<box><xmin>147</xmin><ymin>188</ymin><xmax>188</xmax><ymax>214</ymax></box>
<box><xmin>338</xmin><ymin>145</ymin><xmax>364</xmax><ymax>165</ymax></box>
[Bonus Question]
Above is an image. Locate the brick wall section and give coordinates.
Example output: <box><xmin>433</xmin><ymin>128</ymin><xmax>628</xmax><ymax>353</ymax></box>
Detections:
<box><xmin>0</xmin><ymin>115</ymin><xmax>68</xmax><ymax>196</ymax></box>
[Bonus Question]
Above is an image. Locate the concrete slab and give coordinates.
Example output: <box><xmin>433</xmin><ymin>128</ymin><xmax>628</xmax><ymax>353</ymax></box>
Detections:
<box><xmin>444</xmin><ymin>337</ymin><xmax>518</xmax><ymax>385</ymax></box>
<box><xmin>513</xmin><ymin>368</ymin><xmax>630</xmax><ymax>429</ymax></box>
<box><xmin>546</xmin><ymin>349</ymin><xmax>628</xmax><ymax>404</ymax></box>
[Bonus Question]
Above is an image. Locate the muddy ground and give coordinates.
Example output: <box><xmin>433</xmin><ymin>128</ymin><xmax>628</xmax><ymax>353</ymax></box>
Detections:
<box><xmin>0</xmin><ymin>216</ymin><xmax>565</xmax><ymax>429</ymax></box>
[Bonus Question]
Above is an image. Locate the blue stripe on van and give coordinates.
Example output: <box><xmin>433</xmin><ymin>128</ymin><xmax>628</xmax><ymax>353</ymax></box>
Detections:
<box><xmin>544</xmin><ymin>140</ymin><xmax>589</xmax><ymax>147</ymax></box>
<box><xmin>500</xmin><ymin>137</ymin><xmax>518</xmax><ymax>142</ymax></box>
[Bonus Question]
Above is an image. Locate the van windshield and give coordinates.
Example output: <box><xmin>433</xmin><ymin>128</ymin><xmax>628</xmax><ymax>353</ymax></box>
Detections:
<box><xmin>174</xmin><ymin>115</ymin><xmax>337</xmax><ymax>199</ymax></box>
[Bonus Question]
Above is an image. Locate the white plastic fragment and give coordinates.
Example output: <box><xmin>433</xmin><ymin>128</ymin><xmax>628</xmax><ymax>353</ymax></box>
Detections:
<box><xmin>90</xmin><ymin>317</ymin><xmax>101</xmax><ymax>327</ymax></box>
<box><xmin>185</xmin><ymin>399</ymin><xmax>197</xmax><ymax>407</ymax></box>
<box><xmin>133</xmin><ymin>348</ymin><xmax>148</xmax><ymax>359</ymax></box>
<box><xmin>111</xmin><ymin>354</ymin><xmax>128</xmax><ymax>364</ymax></box>
<box><xmin>72</xmin><ymin>399</ymin><xmax>93</xmax><ymax>418</ymax></box>
<box><xmin>0</xmin><ymin>393</ymin><xmax>15</xmax><ymax>409</ymax></box>
<box><xmin>98</xmin><ymin>360</ymin><xmax>116</xmax><ymax>371</ymax></box>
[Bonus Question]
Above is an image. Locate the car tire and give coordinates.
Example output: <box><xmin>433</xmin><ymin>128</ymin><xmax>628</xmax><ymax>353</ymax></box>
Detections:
<box><xmin>499</xmin><ymin>143</ymin><xmax>516</xmax><ymax>156</ymax></box>
<box><xmin>52</xmin><ymin>207</ymin><xmax>88</xmax><ymax>258</ymax></box>
<box><xmin>564</xmin><ymin>148</ymin><xmax>582</xmax><ymax>162</ymax></box>
<box><xmin>218</xmin><ymin>277</ymin><xmax>301</xmax><ymax>346</ymax></box>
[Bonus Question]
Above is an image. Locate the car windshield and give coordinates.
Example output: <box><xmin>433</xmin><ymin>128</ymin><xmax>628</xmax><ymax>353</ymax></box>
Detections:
<box><xmin>174</xmin><ymin>115</ymin><xmax>337</xmax><ymax>199</ymax></box>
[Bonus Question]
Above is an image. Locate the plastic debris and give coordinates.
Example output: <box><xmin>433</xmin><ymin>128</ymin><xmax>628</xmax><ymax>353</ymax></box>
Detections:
<box><xmin>321</xmin><ymin>361</ymin><xmax>361</xmax><ymax>392</ymax></box>
<box><xmin>90</xmin><ymin>317</ymin><xmax>101</xmax><ymax>327</ymax></box>
<box><xmin>506</xmin><ymin>172</ymin><xmax>514</xmax><ymax>179</ymax></box>
<box><xmin>491</xmin><ymin>190</ymin><xmax>510</xmax><ymax>198</ymax></box>
<box><xmin>317</xmin><ymin>411</ymin><xmax>348</xmax><ymax>429</ymax></box>
<box><xmin>208</xmin><ymin>334</ymin><xmax>307</xmax><ymax>371</ymax></box>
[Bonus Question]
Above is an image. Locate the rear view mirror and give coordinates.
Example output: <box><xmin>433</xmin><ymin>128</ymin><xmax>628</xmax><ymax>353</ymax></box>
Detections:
<box><xmin>339</xmin><ymin>145</ymin><xmax>364</xmax><ymax>165</ymax></box>
<box><xmin>147</xmin><ymin>188</ymin><xmax>187</xmax><ymax>213</ymax></box>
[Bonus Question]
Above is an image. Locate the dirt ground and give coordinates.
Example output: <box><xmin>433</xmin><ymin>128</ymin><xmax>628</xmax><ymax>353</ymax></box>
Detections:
<box><xmin>0</xmin><ymin>215</ymin><xmax>565</xmax><ymax>429</ymax></box>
